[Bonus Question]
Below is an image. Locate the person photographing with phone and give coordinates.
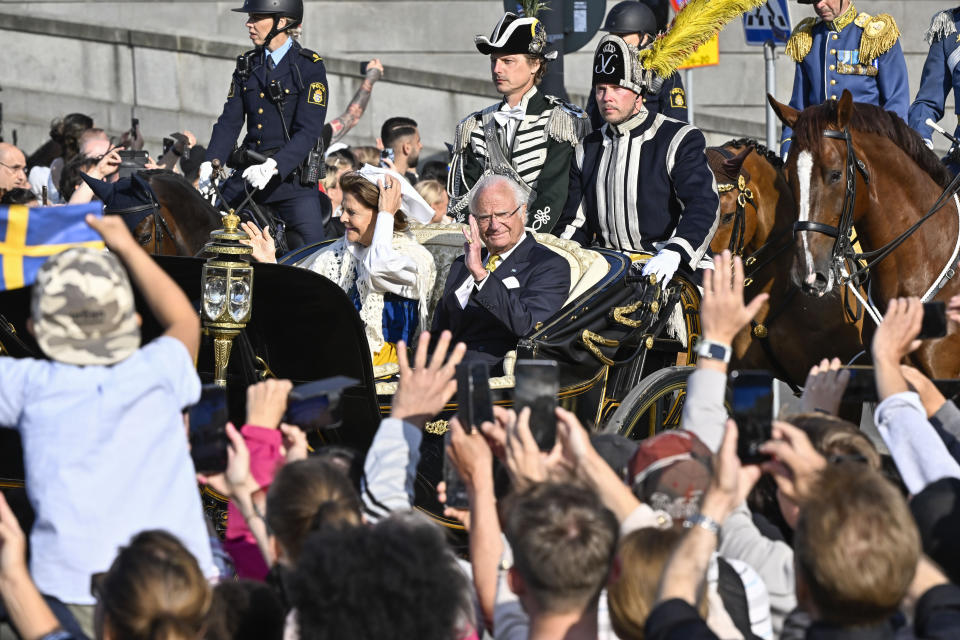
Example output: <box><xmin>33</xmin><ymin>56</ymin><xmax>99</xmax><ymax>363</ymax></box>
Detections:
<box><xmin>200</xmin><ymin>0</ymin><xmax>329</xmax><ymax>250</ymax></box>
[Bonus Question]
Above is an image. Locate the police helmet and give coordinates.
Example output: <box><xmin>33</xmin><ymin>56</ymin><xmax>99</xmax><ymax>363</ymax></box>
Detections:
<box><xmin>232</xmin><ymin>0</ymin><xmax>303</xmax><ymax>25</ymax></box>
<box><xmin>599</xmin><ymin>1</ymin><xmax>658</xmax><ymax>36</ymax></box>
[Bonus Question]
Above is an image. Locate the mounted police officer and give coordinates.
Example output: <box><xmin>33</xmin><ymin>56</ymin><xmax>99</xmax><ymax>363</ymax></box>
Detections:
<box><xmin>909</xmin><ymin>8</ymin><xmax>960</xmax><ymax>172</ymax></box>
<box><xmin>200</xmin><ymin>0</ymin><xmax>328</xmax><ymax>249</ymax></box>
<box><xmin>556</xmin><ymin>35</ymin><xmax>719</xmax><ymax>288</ymax></box>
<box><xmin>780</xmin><ymin>0</ymin><xmax>908</xmax><ymax>158</ymax></box>
<box><xmin>447</xmin><ymin>11</ymin><xmax>590</xmax><ymax>233</ymax></box>
<box><xmin>586</xmin><ymin>0</ymin><xmax>687</xmax><ymax>129</ymax></box>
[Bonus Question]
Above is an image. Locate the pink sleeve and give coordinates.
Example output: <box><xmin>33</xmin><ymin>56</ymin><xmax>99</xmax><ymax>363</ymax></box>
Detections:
<box><xmin>241</xmin><ymin>424</ymin><xmax>284</xmax><ymax>488</ymax></box>
<box><xmin>222</xmin><ymin>424</ymin><xmax>285</xmax><ymax>580</ymax></box>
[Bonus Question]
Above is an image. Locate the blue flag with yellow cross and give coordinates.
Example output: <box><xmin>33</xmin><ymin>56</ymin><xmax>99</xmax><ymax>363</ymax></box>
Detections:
<box><xmin>0</xmin><ymin>202</ymin><xmax>105</xmax><ymax>291</ymax></box>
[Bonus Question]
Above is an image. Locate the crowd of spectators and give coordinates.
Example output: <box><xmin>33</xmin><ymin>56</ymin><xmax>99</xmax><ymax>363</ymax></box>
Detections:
<box><xmin>4</xmin><ymin>210</ymin><xmax>960</xmax><ymax>639</ymax></box>
<box><xmin>7</xmin><ymin>25</ymin><xmax>960</xmax><ymax>640</ymax></box>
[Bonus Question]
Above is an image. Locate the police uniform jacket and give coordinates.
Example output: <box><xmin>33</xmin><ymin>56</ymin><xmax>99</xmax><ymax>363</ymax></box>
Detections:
<box><xmin>780</xmin><ymin>4</ymin><xmax>908</xmax><ymax>157</ymax></box>
<box><xmin>555</xmin><ymin>109</ymin><xmax>719</xmax><ymax>271</ymax></box>
<box><xmin>431</xmin><ymin>233</ymin><xmax>570</xmax><ymax>373</ymax></box>
<box><xmin>206</xmin><ymin>41</ymin><xmax>328</xmax><ymax>203</ymax></box>
<box><xmin>909</xmin><ymin>8</ymin><xmax>960</xmax><ymax>147</ymax></box>
<box><xmin>447</xmin><ymin>86</ymin><xmax>589</xmax><ymax>233</ymax></box>
<box><xmin>586</xmin><ymin>71</ymin><xmax>688</xmax><ymax>130</ymax></box>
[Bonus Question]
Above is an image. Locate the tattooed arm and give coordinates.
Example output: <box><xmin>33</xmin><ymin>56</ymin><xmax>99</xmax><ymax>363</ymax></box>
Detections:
<box><xmin>327</xmin><ymin>59</ymin><xmax>384</xmax><ymax>144</ymax></box>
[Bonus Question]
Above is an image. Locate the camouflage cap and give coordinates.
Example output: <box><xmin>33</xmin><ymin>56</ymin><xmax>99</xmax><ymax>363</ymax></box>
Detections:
<box><xmin>31</xmin><ymin>248</ymin><xmax>140</xmax><ymax>366</ymax></box>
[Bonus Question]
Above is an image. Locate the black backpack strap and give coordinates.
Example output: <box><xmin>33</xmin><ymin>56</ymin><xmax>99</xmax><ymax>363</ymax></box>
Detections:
<box><xmin>716</xmin><ymin>556</ymin><xmax>762</xmax><ymax>640</ymax></box>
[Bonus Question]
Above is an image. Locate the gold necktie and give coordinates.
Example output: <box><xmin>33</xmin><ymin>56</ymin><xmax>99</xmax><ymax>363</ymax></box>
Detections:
<box><xmin>485</xmin><ymin>255</ymin><xmax>500</xmax><ymax>272</ymax></box>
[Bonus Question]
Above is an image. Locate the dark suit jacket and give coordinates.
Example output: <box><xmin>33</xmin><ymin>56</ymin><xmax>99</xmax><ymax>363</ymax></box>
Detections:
<box><xmin>431</xmin><ymin>234</ymin><xmax>570</xmax><ymax>372</ymax></box>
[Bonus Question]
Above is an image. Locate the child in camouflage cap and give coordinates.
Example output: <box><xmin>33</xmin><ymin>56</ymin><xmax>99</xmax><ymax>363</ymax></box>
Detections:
<box><xmin>0</xmin><ymin>214</ymin><xmax>215</xmax><ymax>631</ymax></box>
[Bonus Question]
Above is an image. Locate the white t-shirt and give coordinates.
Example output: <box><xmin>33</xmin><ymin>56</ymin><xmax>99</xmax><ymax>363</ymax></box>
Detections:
<box><xmin>0</xmin><ymin>337</ymin><xmax>213</xmax><ymax>604</ymax></box>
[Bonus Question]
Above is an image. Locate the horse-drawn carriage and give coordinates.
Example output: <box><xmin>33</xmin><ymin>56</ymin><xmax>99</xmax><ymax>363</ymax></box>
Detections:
<box><xmin>0</xmin><ymin>219</ymin><xmax>705</xmax><ymax>527</ymax></box>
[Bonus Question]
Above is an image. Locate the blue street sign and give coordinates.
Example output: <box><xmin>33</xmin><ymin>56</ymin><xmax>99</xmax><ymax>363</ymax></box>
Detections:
<box><xmin>743</xmin><ymin>0</ymin><xmax>792</xmax><ymax>46</ymax></box>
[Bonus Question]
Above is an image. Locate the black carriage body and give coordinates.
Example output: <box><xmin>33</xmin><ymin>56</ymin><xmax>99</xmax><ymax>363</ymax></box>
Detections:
<box><xmin>0</xmin><ymin>256</ymin><xmax>382</xmax><ymax>487</ymax></box>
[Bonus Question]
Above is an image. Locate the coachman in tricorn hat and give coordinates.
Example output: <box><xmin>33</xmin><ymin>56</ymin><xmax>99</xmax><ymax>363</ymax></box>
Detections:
<box><xmin>447</xmin><ymin>5</ymin><xmax>590</xmax><ymax>232</ymax></box>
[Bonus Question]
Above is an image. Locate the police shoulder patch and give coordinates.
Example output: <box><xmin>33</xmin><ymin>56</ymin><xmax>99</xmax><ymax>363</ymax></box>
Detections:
<box><xmin>228</xmin><ymin>80</ymin><xmax>235</xmax><ymax>99</ymax></box>
<box><xmin>669</xmin><ymin>87</ymin><xmax>686</xmax><ymax>109</ymax></box>
<box><xmin>307</xmin><ymin>82</ymin><xmax>327</xmax><ymax>106</ymax></box>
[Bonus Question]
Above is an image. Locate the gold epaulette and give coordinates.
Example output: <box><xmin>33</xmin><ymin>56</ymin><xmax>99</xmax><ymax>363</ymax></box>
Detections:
<box><xmin>859</xmin><ymin>13</ymin><xmax>900</xmax><ymax>64</ymax></box>
<box><xmin>785</xmin><ymin>18</ymin><xmax>818</xmax><ymax>63</ymax></box>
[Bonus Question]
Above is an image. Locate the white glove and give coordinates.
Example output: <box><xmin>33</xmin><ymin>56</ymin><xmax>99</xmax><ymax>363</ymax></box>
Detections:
<box><xmin>242</xmin><ymin>158</ymin><xmax>278</xmax><ymax>191</ymax></box>
<box><xmin>641</xmin><ymin>249</ymin><xmax>682</xmax><ymax>290</ymax></box>
<box><xmin>198</xmin><ymin>161</ymin><xmax>214</xmax><ymax>195</ymax></box>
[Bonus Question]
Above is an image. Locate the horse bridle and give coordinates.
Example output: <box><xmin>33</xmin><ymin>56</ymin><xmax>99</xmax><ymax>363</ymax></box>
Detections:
<box><xmin>791</xmin><ymin>128</ymin><xmax>871</xmax><ymax>286</ymax></box>
<box><xmin>717</xmin><ymin>173</ymin><xmax>755</xmax><ymax>257</ymax></box>
<box><xmin>109</xmin><ymin>192</ymin><xmax>188</xmax><ymax>255</ymax></box>
<box><xmin>792</xmin><ymin>127</ymin><xmax>960</xmax><ymax>293</ymax></box>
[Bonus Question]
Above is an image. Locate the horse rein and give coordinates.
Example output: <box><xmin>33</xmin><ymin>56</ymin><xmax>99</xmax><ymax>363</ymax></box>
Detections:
<box><xmin>794</xmin><ymin>126</ymin><xmax>960</xmax><ymax>311</ymax></box>
<box><xmin>109</xmin><ymin>196</ymin><xmax>188</xmax><ymax>256</ymax></box>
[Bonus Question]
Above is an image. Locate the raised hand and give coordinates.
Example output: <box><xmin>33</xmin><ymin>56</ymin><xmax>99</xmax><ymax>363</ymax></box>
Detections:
<box><xmin>701</xmin><ymin>249</ymin><xmax>769</xmax><ymax>345</ymax></box>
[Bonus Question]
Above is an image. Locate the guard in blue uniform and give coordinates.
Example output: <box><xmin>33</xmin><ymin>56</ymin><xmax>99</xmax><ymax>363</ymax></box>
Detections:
<box><xmin>586</xmin><ymin>0</ymin><xmax>687</xmax><ymax>129</ymax></box>
<box><xmin>201</xmin><ymin>0</ymin><xmax>328</xmax><ymax>249</ymax></box>
<box><xmin>909</xmin><ymin>8</ymin><xmax>960</xmax><ymax>170</ymax></box>
<box><xmin>780</xmin><ymin>0</ymin><xmax>909</xmax><ymax>158</ymax></box>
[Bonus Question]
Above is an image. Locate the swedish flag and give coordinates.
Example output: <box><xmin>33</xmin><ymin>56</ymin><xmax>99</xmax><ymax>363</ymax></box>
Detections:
<box><xmin>0</xmin><ymin>202</ymin><xmax>106</xmax><ymax>291</ymax></box>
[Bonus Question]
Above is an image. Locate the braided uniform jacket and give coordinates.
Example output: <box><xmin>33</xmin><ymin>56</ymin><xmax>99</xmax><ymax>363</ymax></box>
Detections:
<box><xmin>555</xmin><ymin>109</ymin><xmax>719</xmax><ymax>270</ymax></box>
<box><xmin>447</xmin><ymin>86</ymin><xmax>589</xmax><ymax>232</ymax></box>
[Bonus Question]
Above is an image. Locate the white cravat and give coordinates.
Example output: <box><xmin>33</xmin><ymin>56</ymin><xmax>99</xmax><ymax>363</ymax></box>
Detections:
<box><xmin>493</xmin><ymin>104</ymin><xmax>526</xmax><ymax>149</ymax></box>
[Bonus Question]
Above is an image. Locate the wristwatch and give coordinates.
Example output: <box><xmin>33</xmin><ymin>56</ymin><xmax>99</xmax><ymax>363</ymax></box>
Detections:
<box><xmin>695</xmin><ymin>338</ymin><xmax>732</xmax><ymax>363</ymax></box>
<box><xmin>683</xmin><ymin>513</ymin><xmax>721</xmax><ymax>535</ymax></box>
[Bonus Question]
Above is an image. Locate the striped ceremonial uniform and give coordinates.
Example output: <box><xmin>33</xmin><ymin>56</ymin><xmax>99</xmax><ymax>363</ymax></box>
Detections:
<box><xmin>555</xmin><ymin>109</ymin><xmax>719</xmax><ymax>271</ymax></box>
<box><xmin>447</xmin><ymin>86</ymin><xmax>588</xmax><ymax>232</ymax></box>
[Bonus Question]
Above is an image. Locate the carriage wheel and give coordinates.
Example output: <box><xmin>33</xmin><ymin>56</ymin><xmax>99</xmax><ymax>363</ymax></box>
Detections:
<box><xmin>604</xmin><ymin>366</ymin><xmax>693</xmax><ymax>440</ymax></box>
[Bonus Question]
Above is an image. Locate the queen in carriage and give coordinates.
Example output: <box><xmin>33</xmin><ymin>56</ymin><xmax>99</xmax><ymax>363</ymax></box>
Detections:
<box><xmin>242</xmin><ymin>165</ymin><xmax>437</xmax><ymax>366</ymax></box>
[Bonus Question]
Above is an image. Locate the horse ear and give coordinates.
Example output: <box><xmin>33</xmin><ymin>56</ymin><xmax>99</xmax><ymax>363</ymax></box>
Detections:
<box><xmin>836</xmin><ymin>90</ymin><xmax>854</xmax><ymax>128</ymax></box>
<box><xmin>722</xmin><ymin>147</ymin><xmax>751</xmax><ymax>176</ymax></box>
<box><xmin>768</xmin><ymin>94</ymin><xmax>799</xmax><ymax>128</ymax></box>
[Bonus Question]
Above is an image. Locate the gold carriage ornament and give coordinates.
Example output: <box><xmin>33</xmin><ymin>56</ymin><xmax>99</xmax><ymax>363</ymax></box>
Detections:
<box><xmin>201</xmin><ymin>212</ymin><xmax>254</xmax><ymax>386</ymax></box>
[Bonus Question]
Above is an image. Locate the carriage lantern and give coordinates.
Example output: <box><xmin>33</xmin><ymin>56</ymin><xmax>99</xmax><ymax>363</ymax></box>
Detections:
<box><xmin>201</xmin><ymin>212</ymin><xmax>254</xmax><ymax>387</ymax></box>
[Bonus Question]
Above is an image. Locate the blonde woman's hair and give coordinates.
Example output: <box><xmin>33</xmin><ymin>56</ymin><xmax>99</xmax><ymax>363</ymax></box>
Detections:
<box><xmin>414</xmin><ymin>179</ymin><xmax>445</xmax><ymax>206</ymax></box>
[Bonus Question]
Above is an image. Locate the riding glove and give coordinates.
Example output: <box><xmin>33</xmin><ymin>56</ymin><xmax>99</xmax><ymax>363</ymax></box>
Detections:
<box><xmin>243</xmin><ymin>158</ymin><xmax>278</xmax><ymax>191</ymax></box>
<box><xmin>641</xmin><ymin>249</ymin><xmax>681</xmax><ymax>290</ymax></box>
<box><xmin>198</xmin><ymin>161</ymin><xmax>214</xmax><ymax>195</ymax></box>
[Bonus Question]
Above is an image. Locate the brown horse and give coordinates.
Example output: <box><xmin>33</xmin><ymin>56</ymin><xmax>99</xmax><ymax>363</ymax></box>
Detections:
<box><xmin>769</xmin><ymin>91</ymin><xmax>960</xmax><ymax>378</ymax></box>
<box><xmin>84</xmin><ymin>170</ymin><xmax>222</xmax><ymax>256</ymax></box>
<box><xmin>706</xmin><ymin>138</ymin><xmax>864</xmax><ymax>386</ymax></box>
<box><xmin>137</xmin><ymin>171</ymin><xmax>222</xmax><ymax>256</ymax></box>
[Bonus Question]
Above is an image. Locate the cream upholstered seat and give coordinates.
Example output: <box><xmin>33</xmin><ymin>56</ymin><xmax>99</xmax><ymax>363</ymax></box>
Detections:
<box><xmin>372</xmin><ymin>223</ymin><xmax>611</xmax><ymax>394</ymax></box>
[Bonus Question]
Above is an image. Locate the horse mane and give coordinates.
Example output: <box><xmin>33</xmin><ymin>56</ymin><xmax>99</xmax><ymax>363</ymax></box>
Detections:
<box><xmin>792</xmin><ymin>102</ymin><xmax>953</xmax><ymax>189</ymax></box>
<box><xmin>723</xmin><ymin>138</ymin><xmax>783</xmax><ymax>170</ymax></box>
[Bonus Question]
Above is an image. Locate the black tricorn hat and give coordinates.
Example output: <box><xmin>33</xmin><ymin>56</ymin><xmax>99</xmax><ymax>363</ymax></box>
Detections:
<box><xmin>475</xmin><ymin>13</ymin><xmax>558</xmax><ymax>59</ymax></box>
